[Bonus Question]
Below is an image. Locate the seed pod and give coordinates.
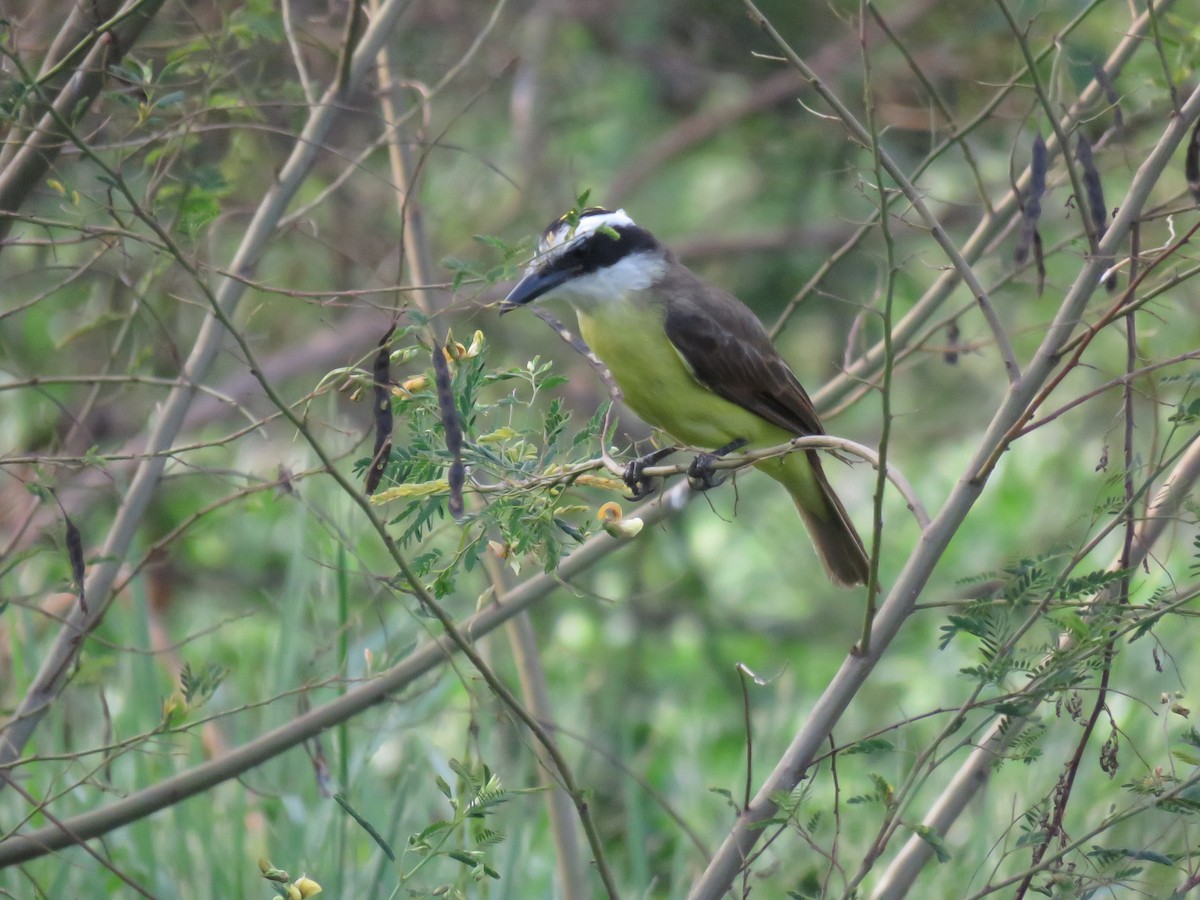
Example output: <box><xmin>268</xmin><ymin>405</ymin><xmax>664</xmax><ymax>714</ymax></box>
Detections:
<box><xmin>1091</xmin><ymin>62</ymin><xmax>1123</xmax><ymax>132</ymax></box>
<box><xmin>65</xmin><ymin>514</ymin><xmax>86</xmax><ymax>612</ymax></box>
<box><xmin>1033</xmin><ymin>229</ymin><xmax>1045</xmax><ymax>297</ymax></box>
<box><xmin>365</xmin><ymin>324</ymin><xmax>396</xmax><ymax>495</ymax></box>
<box><xmin>1015</xmin><ymin>133</ymin><xmax>1046</xmax><ymax>270</ymax></box>
<box><xmin>1075</xmin><ymin>134</ymin><xmax>1107</xmax><ymax>238</ymax></box>
<box><xmin>432</xmin><ymin>342</ymin><xmax>465</xmax><ymax>519</ymax></box>
<box><xmin>1075</xmin><ymin>134</ymin><xmax>1117</xmax><ymax>290</ymax></box>
<box><xmin>1187</xmin><ymin>116</ymin><xmax>1200</xmax><ymax>204</ymax></box>
<box><xmin>943</xmin><ymin>320</ymin><xmax>960</xmax><ymax>366</ymax></box>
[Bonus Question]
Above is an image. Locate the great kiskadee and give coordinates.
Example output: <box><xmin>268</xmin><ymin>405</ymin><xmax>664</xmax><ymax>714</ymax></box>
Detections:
<box><xmin>501</xmin><ymin>207</ymin><xmax>869</xmax><ymax>586</ymax></box>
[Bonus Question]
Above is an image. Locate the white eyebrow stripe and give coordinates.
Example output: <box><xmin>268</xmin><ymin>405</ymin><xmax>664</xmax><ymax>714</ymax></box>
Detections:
<box><xmin>540</xmin><ymin>209</ymin><xmax>637</xmax><ymax>252</ymax></box>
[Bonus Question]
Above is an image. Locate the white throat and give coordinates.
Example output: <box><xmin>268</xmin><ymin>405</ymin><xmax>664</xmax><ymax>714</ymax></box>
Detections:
<box><xmin>554</xmin><ymin>251</ymin><xmax>668</xmax><ymax>310</ymax></box>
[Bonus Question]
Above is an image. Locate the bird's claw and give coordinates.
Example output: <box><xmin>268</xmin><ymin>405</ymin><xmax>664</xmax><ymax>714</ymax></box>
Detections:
<box><xmin>686</xmin><ymin>438</ymin><xmax>748</xmax><ymax>493</ymax></box>
<box><xmin>622</xmin><ymin>446</ymin><xmax>678</xmax><ymax>500</ymax></box>
<box><xmin>687</xmin><ymin>452</ymin><xmax>724</xmax><ymax>492</ymax></box>
<box><xmin>623</xmin><ymin>459</ymin><xmax>657</xmax><ymax>500</ymax></box>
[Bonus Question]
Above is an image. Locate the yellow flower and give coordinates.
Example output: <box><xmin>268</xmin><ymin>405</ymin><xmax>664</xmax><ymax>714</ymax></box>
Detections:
<box><xmin>597</xmin><ymin>501</ymin><xmax>623</xmax><ymax>523</ymax></box>
<box><xmin>293</xmin><ymin>876</ymin><xmax>323</xmax><ymax>897</ymax></box>
<box><xmin>597</xmin><ymin>502</ymin><xmax>643</xmax><ymax>538</ymax></box>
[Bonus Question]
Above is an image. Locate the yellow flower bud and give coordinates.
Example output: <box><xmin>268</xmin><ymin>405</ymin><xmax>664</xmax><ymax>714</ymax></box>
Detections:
<box><xmin>293</xmin><ymin>876</ymin><xmax>323</xmax><ymax>897</ymax></box>
<box><xmin>399</xmin><ymin>374</ymin><xmax>430</xmax><ymax>394</ymax></box>
<box><xmin>603</xmin><ymin>516</ymin><xmax>643</xmax><ymax>538</ymax></box>
<box><xmin>389</xmin><ymin>346</ymin><xmax>420</xmax><ymax>366</ymax></box>
<box><xmin>597</xmin><ymin>501</ymin><xmax>623</xmax><ymax>523</ymax></box>
<box><xmin>465</xmin><ymin>330</ymin><xmax>485</xmax><ymax>358</ymax></box>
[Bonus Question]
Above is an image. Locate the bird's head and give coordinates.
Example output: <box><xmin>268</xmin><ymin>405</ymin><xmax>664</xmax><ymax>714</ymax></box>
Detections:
<box><xmin>500</xmin><ymin>207</ymin><xmax>666</xmax><ymax>312</ymax></box>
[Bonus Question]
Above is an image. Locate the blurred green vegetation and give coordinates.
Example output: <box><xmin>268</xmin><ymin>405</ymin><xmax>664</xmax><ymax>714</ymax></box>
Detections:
<box><xmin>1</xmin><ymin>0</ymin><xmax>1200</xmax><ymax>897</ymax></box>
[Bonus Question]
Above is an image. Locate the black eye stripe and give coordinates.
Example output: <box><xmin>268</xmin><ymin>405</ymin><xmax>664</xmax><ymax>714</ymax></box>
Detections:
<box><xmin>573</xmin><ymin>224</ymin><xmax>659</xmax><ymax>273</ymax></box>
<box><xmin>535</xmin><ymin>211</ymin><xmax>661</xmax><ymax>279</ymax></box>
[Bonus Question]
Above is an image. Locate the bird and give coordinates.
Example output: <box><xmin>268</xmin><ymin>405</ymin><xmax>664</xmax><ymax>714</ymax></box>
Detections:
<box><xmin>500</xmin><ymin>207</ymin><xmax>869</xmax><ymax>586</ymax></box>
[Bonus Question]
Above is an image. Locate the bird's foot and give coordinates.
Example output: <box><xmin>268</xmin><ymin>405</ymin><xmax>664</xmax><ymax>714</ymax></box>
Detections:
<box><xmin>687</xmin><ymin>438</ymin><xmax>749</xmax><ymax>492</ymax></box>
<box><xmin>622</xmin><ymin>446</ymin><xmax>678</xmax><ymax>500</ymax></box>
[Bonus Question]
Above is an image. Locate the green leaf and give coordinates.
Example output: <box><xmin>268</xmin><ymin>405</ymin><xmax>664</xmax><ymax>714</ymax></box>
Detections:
<box><xmin>154</xmin><ymin>90</ymin><xmax>186</xmax><ymax>109</ymax></box>
<box><xmin>1156</xmin><ymin>797</ymin><xmax>1200</xmax><ymax>815</ymax></box>
<box><xmin>909</xmin><ymin>824</ymin><xmax>952</xmax><ymax>862</ymax></box>
<box><xmin>1016</xmin><ymin>830</ymin><xmax>1047</xmax><ymax>848</ymax></box>
<box><xmin>175</xmin><ymin>191</ymin><xmax>221</xmax><ymax>238</ymax></box>
<box><xmin>844</xmin><ymin>738</ymin><xmax>894</xmax><ymax>755</ymax></box>
<box><xmin>413</xmin><ymin>820</ymin><xmax>453</xmax><ymax>843</ymax></box>
<box><xmin>1088</xmin><ymin>845</ymin><xmax>1177</xmax><ymax>866</ymax></box>
<box><xmin>447</xmin><ymin>849</ymin><xmax>479</xmax><ymax>867</ymax></box>
<box><xmin>334</xmin><ymin>793</ymin><xmax>396</xmax><ymax>861</ymax></box>
<box><xmin>1170</xmin><ymin>750</ymin><xmax>1200</xmax><ymax>766</ymax></box>
<box><xmin>441</xmin><ymin>256</ymin><xmax>480</xmax><ymax>276</ymax></box>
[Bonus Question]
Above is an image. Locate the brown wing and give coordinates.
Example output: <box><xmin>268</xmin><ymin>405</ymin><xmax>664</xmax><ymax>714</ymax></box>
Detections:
<box><xmin>659</xmin><ymin>265</ymin><xmax>825</xmax><ymax>438</ymax></box>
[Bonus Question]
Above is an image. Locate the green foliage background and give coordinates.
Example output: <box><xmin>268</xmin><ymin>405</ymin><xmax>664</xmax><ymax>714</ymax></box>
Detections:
<box><xmin>1</xmin><ymin>0</ymin><xmax>1200</xmax><ymax>897</ymax></box>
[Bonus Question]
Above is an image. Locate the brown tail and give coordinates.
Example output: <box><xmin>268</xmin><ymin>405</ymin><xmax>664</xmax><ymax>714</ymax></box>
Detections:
<box><xmin>794</xmin><ymin>451</ymin><xmax>870</xmax><ymax>587</ymax></box>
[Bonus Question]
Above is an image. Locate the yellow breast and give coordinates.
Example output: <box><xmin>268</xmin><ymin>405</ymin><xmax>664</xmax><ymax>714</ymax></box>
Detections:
<box><xmin>574</xmin><ymin>296</ymin><xmax>788</xmax><ymax>450</ymax></box>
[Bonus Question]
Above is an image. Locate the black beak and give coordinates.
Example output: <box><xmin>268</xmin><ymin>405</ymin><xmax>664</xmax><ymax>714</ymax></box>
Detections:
<box><xmin>499</xmin><ymin>265</ymin><xmax>572</xmax><ymax>314</ymax></box>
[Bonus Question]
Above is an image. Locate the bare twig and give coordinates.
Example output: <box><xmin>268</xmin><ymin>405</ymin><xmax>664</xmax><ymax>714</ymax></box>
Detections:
<box><xmin>811</xmin><ymin>0</ymin><xmax>1173</xmax><ymax>413</ymax></box>
<box><xmin>857</xmin><ymin>0</ymin><xmax>898</xmax><ymax>653</ymax></box>
<box><xmin>281</xmin><ymin>0</ymin><xmax>316</xmax><ymax>106</ymax></box>
<box><xmin>742</xmin><ymin>0</ymin><xmax>1021</xmax><ymax>384</ymax></box>
<box><xmin>0</xmin><ymin>0</ymin><xmax>167</xmax><ymax>244</ymax></box>
<box><xmin>606</xmin><ymin>0</ymin><xmax>940</xmax><ymax>203</ymax></box>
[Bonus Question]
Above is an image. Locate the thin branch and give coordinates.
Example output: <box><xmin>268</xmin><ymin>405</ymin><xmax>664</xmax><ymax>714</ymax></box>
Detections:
<box><xmin>281</xmin><ymin>0</ymin><xmax>316</xmax><ymax>106</ymax></box>
<box><xmin>857</xmin><ymin>0</ymin><xmax>897</xmax><ymax>654</ymax></box>
<box><xmin>600</xmin><ymin>435</ymin><xmax>930</xmax><ymax>529</ymax></box>
<box><xmin>974</xmin><ymin>217</ymin><xmax>1200</xmax><ymax>479</ymax></box>
<box><xmin>606</xmin><ymin>0</ymin><xmax>940</xmax><ymax>203</ymax></box>
<box><xmin>772</xmin><ymin>0</ymin><xmax>1112</xmax><ymax>344</ymax></box>
<box><xmin>742</xmin><ymin>0</ymin><xmax>1021</xmax><ymax>384</ymax></box>
<box><xmin>0</xmin><ymin>0</ymin><xmax>120</xmax><ymax>170</ymax></box>
<box><xmin>502</xmin><ymin>602</ymin><xmax>589</xmax><ymax>899</ymax></box>
<box><xmin>2</xmin><ymin>777</ymin><xmax>155</xmax><ymax>897</ymax></box>
<box><xmin>810</xmin><ymin>0</ymin><xmax>1173</xmax><ymax>412</ymax></box>
<box><xmin>0</xmin><ymin>0</ymin><xmax>167</xmax><ymax>243</ymax></box>
<box><xmin>865</xmin><ymin>1</ymin><xmax>993</xmax><ymax>213</ymax></box>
